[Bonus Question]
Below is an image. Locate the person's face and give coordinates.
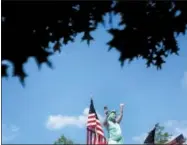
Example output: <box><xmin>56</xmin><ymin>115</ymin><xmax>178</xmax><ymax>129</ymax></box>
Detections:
<box><xmin>109</xmin><ymin>112</ymin><xmax>116</xmax><ymax>121</ymax></box>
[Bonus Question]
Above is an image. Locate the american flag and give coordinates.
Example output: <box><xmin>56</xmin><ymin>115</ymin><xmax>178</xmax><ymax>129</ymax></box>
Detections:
<box><xmin>167</xmin><ymin>134</ymin><xmax>185</xmax><ymax>145</ymax></box>
<box><xmin>86</xmin><ymin>99</ymin><xmax>107</xmax><ymax>145</ymax></box>
<box><xmin>144</xmin><ymin>123</ymin><xmax>158</xmax><ymax>144</ymax></box>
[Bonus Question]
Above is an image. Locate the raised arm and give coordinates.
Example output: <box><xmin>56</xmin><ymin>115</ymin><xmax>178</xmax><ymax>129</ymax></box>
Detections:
<box><xmin>116</xmin><ymin>104</ymin><xmax>124</xmax><ymax>123</ymax></box>
<box><xmin>103</xmin><ymin>106</ymin><xmax>109</xmax><ymax>127</ymax></box>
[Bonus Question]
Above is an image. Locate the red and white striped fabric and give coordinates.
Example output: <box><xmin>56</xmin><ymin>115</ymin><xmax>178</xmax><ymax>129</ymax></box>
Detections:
<box><xmin>87</xmin><ymin>99</ymin><xmax>107</xmax><ymax>145</ymax></box>
<box><xmin>167</xmin><ymin>134</ymin><xmax>185</xmax><ymax>145</ymax></box>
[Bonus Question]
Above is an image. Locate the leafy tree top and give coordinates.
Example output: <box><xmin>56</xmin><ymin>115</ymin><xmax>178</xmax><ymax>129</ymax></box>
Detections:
<box><xmin>155</xmin><ymin>124</ymin><xmax>172</xmax><ymax>144</ymax></box>
<box><xmin>54</xmin><ymin>135</ymin><xmax>74</xmax><ymax>144</ymax></box>
<box><xmin>2</xmin><ymin>1</ymin><xmax>187</xmax><ymax>85</ymax></box>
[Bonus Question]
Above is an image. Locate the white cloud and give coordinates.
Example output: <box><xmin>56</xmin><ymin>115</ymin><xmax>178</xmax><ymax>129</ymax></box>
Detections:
<box><xmin>10</xmin><ymin>125</ymin><xmax>20</xmax><ymax>132</ymax></box>
<box><xmin>181</xmin><ymin>71</ymin><xmax>187</xmax><ymax>89</ymax></box>
<box><xmin>2</xmin><ymin>124</ymin><xmax>20</xmax><ymax>143</ymax></box>
<box><xmin>132</xmin><ymin>120</ymin><xmax>187</xmax><ymax>143</ymax></box>
<box><xmin>46</xmin><ymin>107</ymin><xmax>104</xmax><ymax>130</ymax></box>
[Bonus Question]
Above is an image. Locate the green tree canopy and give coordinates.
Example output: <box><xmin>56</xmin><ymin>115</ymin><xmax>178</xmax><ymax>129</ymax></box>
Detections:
<box><xmin>54</xmin><ymin>135</ymin><xmax>74</xmax><ymax>144</ymax></box>
<box><xmin>155</xmin><ymin>124</ymin><xmax>172</xmax><ymax>144</ymax></box>
<box><xmin>2</xmin><ymin>1</ymin><xmax>187</xmax><ymax>84</ymax></box>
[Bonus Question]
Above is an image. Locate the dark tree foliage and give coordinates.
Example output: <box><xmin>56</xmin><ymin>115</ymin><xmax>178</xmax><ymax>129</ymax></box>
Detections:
<box><xmin>2</xmin><ymin>1</ymin><xmax>187</xmax><ymax>84</ymax></box>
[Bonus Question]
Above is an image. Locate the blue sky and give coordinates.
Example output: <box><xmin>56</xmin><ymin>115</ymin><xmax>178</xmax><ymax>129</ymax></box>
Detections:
<box><xmin>2</xmin><ymin>15</ymin><xmax>187</xmax><ymax>144</ymax></box>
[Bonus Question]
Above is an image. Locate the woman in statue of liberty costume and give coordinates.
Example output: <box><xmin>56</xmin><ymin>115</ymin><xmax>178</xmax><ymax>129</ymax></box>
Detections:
<box><xmin>103</xmin><ymin>104</ymin><xmax>124</xmax><ymax>144</ymax></box>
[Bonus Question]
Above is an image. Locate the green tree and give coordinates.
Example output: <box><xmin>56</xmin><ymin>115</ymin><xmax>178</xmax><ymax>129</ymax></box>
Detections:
<box><xmin>54</xmin><ymin>135</ymin><xmax>74</xmax><ymax>144</ymax></box>
<box><xmin>155</xmin><ymin>125</ymin><xmax>172</xmax><ymax>144</ymax></box>
<box><xmin>2</xmin><ymin>1</ymin><xmax>187</xmax><ymax>85</ymax></box>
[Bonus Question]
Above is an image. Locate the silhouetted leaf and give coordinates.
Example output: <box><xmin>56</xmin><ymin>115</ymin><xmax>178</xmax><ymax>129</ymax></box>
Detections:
<box><xmin>35</xmin><ymin>50</ymin><xmax>52</xmax><ymax>69</ymax></box>
<box><xmin>82</xmin><ymin>31</ymin><xmax>94</xmax><ymax>45</ymax></box>
<box><xmin>13</xmin><ymin>63</ymin><xmax>27</xmax><ymax>86</ymax></box>
<box><xmin>2</xmin><ymin>64</ymin><xmax>8</xmax><ymax>78</ymax></box>
<box><xmin>53</xmin><ymin>41</ymin><xmax>62</xmax><ymax>52</ymax></box>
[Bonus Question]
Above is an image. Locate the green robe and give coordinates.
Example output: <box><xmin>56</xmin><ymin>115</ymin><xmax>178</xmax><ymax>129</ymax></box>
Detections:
<box><xmin>107</xmin><ymin>120</ymin><xmax>123</xmax><ymax>144</ymax></box>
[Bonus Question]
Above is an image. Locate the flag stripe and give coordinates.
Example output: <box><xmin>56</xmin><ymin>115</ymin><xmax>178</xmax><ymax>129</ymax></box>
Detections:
<box><xmin>167</xmin><ymin>134</ymin><xmax>185</xmax><ymax>145</ymax></box>
<box><xmin>94</xmin><ymin>133</ymin><xmax>96</xmax><ymax>144</ymax></box>
<box><xmin>88</xmin><ymin>118</ymin><xmax>96</xmax><ymax>122</ymax></box>
<box><xmin>87</xmin><ymin>129</ymin><xmax>89</xmax><ymax>144</ymax></box>
<box><xmin>96</xmin><ymin>130</ymin><xmax>104</xmax><ymax>136</ymax></box>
